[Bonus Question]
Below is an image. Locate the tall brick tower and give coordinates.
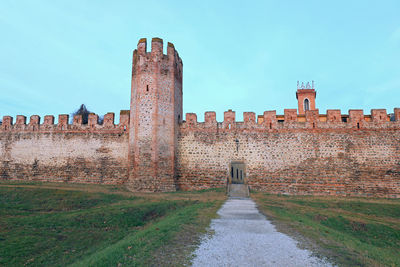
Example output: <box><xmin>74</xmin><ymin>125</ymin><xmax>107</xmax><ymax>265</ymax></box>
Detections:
<box><xmin>296</xmin><ymin>81</ymin><xmax>316</xmax><ymax>115</ymax></box>
<box><xmin>128</xmin><ymin>38</ymin><xmax>183</xmax><ymax>191</ymax></box>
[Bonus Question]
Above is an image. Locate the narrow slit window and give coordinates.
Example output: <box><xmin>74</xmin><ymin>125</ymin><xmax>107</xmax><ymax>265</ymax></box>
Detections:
<box><xmin>304</xmin><ymin>99</ymin><xmax>310</xmax><ymax>111</ymax></box>
<box><xmin>231</xmin><ymin>167</ymin><xmax>233</xmax><ymax>178</ymax></box>
<box><xmin>146</xmin><ymin>85</ymin><xmax>149</xmax><ymax>92</ymax></box>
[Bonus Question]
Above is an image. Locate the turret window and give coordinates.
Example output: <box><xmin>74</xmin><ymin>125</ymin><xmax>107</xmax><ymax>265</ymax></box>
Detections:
<box><xmin>304</xmin><ymin>98</ymin><xmax>310</xmax><ymax>111</ymax></box>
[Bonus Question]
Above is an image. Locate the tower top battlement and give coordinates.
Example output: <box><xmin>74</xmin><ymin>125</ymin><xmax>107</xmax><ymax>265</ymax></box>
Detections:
<box><xmin>132</xmin><ymin>37</ymin><xmax>183</xmax><ymax>81</ymax></box>
<box><xmin>134</xmin><ymin>37</ymin><xmax>183</xmax><ymax>66</ymax></box>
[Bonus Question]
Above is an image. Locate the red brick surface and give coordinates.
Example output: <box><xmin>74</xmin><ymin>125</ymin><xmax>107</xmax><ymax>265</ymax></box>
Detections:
<box><xmin>296</xmin><ymin>88</ymin><xmax>316</xmax><ymax>114</ymax></box>
<box><xmin>177</xmin><ymin>113</ymin><xmax>400</xmax><ymax>197</ymax></box>
<box><xmin>0</xmin><ymin>113</ymin><xmax>129</xmax><ymax>184</ymax></box>
<box><xmin>128</xmin><ymin>38</ymin><xmax>182</xmax><ymax>192</ymax></box>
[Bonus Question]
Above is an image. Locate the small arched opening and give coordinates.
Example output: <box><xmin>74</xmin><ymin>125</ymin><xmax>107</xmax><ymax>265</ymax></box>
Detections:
<box><xmin>304</xmin><ymin>98</ymin><xmax>310</xmax><ymax>111</ymax></box>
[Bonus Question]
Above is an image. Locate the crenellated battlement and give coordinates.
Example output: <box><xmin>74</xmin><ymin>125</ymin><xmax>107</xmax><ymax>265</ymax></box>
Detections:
<box><xmin>180</xmin><ymin>108</ymin><xmax>400</xmax><ymax>132</ymax></box>
<box><xmin>132</xmin><ymin>37</ymin><xmax>183</xmax><ymax>82</ymax></box>
<box><xmin>0</xmin><ymin>110</ymin><xmax>130</xmax><ymax>133</ymax></box>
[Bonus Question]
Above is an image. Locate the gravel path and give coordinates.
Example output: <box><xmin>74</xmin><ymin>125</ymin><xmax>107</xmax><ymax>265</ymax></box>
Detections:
<box><xmin>191</xmin><ymin>198</ymin><xmax>332</xmax><ymax>267</ymax></box>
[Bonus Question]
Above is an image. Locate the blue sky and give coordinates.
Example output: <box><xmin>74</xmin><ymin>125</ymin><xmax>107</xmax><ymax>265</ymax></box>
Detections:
<box><xmin>1</xmin><ymin>0</ymin><xmax>399</xmax><ymax>122</ymax></box>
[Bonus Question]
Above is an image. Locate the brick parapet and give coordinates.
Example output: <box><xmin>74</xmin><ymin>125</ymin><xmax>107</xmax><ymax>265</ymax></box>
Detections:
<box><xmin>395</xmin><ymin>108</ymin><xmax>400</xmax><ymax>121</ymax></box>
<box><xmin>0</xmin><ymin>110</ymin><xmax>130</xmax><ymax>133</ymax></box>
<box><xmin>132</xmin><ymin>37</ymin><xmax>183</xmax><ymax>81</ymax></box>
<box><xmin>181</xmin><ymin>108</ymin><xmax>400</xmax><ymax>133</ymax></box>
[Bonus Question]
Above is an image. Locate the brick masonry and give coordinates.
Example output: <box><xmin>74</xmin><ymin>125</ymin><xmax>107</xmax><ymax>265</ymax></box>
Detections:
<box><xmin>177</xmin><ymin>112</ymin><xmax>400</xmax><ymax>198</ymax></box>
<box><xmin>128</xmin><ymin>38</ymin><xmax>182</xmax><ymax>192</ymax></box>
<box><xmin>1</xmin><ymin>37</ymin><xmax>399</xmax><ymax>197</ymax></box>
<box><xmin>0</xmin><ymin>113</ymin><xmax>129</xmax><ymax>184</ymax></box>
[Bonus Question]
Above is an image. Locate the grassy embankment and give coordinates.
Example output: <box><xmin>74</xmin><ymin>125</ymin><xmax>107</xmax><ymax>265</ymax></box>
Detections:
<box><xmin>253</xmin><ymin>193</ymin><xmax>400</xmax><ymax>267</ymax></box>
<box><xmin>0</xmin><ymin>182</ymin><xmax>225</xmax><ymax>266</ymax></box>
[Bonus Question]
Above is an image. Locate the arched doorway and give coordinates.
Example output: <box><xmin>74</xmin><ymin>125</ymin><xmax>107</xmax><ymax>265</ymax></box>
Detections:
<box><xmin>230</xmin><ymin>161</ymin><xmax>245</xmax><ymax>184</ymax></box>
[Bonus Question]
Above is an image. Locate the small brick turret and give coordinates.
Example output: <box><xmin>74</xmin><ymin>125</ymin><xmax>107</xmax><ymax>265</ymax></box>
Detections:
<box><xmin>128</xmin><ymin>37</ymin><xmax>183</xmax><ymax>191</ymax></box>
<box><xmin>296</xmin><ymin>81</ymin><xmax>316</xmax><ymax>115</ymax></box>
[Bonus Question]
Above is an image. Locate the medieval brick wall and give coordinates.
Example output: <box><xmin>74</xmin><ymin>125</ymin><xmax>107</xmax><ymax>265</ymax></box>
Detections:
<box><xmin>0</xmin><ymin>112</ymin><xmax>129</xmax><ymax>184</ymax></box>
<box><xmin>1</xmin><ymin>37</ymin><xmax>399</xmax><ymax>198</ymax></box>
<box><xmin>177</xmin><ymin>109</ymin><xmax>400</xmax><ymax>198</ymax></box>
<box><xmin>1</xmin><ymin>108</ymin><xmax>400</xmax><ymax>197</ymax></box>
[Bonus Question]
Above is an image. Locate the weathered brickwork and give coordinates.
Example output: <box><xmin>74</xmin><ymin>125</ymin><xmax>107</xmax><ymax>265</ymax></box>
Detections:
<box><xmin>128</xmin><ymin>38</ymin><xmax>182</xmax><ymax>192</ymax></box>
<box><xmin>0</xmin><ymin>113</ymin><xmax>129</xmax><ymax>184</ymax></box>
<box><xmin>177</xmin><ymin>110</ymin><xmax>400</xmax><ymax>198</ymax></box>
<box><xmin>1</xmin><ymin>37</ymin><xmax>399</xmax><ymax>197</ymax></box>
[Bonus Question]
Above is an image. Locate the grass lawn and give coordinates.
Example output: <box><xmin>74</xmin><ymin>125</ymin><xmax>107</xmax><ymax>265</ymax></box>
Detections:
<box><xmin>0</xmin><ymin>182</ymin><xmax>225</xmax><ymax>266</ymax></box>
<box><xmin>253</xmin><ymin>193</ymin><xmax>400</xmax><ymax>267</ymax></box>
